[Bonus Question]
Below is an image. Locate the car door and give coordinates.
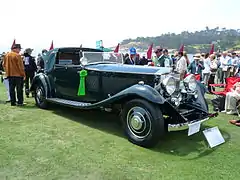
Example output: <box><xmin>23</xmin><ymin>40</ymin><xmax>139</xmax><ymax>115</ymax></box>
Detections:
<box><xmin>52</xmin><ymin>51</ymin><xmax>101</xmax><ymax>102</ymax></box>
<box><xmin>52</xmin><ymin>51</ymin><xmax>82</xmax><ymax>100</ymax></box>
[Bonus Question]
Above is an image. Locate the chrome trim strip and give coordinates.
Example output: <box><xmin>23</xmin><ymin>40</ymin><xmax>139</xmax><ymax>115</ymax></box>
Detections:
<box><xmin>168</xmin><ymin>118</ymin><xmax>209</xmax><ymax>132</ymax></box>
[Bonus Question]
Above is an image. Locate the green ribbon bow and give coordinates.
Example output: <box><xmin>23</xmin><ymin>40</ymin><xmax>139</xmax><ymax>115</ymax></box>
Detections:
<box><xmin>77</xmin><ymin>70</ymin><xmax>88</xmax><ymax>96</ymax></box>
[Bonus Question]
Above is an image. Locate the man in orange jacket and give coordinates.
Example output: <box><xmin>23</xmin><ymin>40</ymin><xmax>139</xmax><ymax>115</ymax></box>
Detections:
<box><xmin>3</xmin><ymin>44</ymin><xmax>25</xmax><ymax>106</ymax></box>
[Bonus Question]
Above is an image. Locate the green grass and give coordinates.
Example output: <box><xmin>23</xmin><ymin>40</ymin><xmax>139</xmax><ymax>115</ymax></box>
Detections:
<box><xmin>0</xmin><ymin>84</ymin><xmax>240</xmax><ymax>180</ymax></box>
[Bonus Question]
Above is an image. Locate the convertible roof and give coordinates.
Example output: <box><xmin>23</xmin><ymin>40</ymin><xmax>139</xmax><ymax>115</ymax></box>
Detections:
<box><xmin>56</xmin><ymin>47</ymin><xmax>104</xmax><ymax>53</ymax></box>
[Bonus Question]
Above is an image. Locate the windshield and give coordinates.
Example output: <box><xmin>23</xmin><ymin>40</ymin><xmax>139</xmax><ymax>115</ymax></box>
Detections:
<box><xmin>82</xmin><ymin>52</ymin><xmax>123</xmax><ymax>64</ymax></box>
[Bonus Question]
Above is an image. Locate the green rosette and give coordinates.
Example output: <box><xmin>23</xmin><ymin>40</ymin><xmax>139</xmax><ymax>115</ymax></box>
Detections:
<box><xmin>77</xmin><ymin>70</ymin><xmax>88</xmax><ymax>96</ymax></box>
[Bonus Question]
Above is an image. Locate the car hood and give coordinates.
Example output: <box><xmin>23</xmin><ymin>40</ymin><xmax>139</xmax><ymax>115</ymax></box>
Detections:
<box><xmin>86</xmin><ymin>64</ymin><xmax>172</xmax><ymax>75</ymax></box>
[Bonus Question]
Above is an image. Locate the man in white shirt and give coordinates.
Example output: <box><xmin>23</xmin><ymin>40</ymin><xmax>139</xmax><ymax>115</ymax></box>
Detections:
<box><xmin>219</xmin><ymin>51</ymin><xmax>230</xmax><ymax>83</ymax></box>
<box><xmin>176</xmin><ymin>51</ymin><xmax>187</xmax><ymax>80</ymax></box>
<box><xmin>230</xmin><ymin>52</ymin><xmax>239</xmax><ymax>76</ymax></box>
<box><xmin>202</xmin><ymin>53</ymin><xmax>211</xmax><ymax>86</ymax></box>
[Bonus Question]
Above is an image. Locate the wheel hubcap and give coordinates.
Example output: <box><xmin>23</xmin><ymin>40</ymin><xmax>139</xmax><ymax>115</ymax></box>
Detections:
<box><xmin>36</xmin><ymin>88</ymin><xmax>44</xmax><ymax>103</ymax></box>
<box><xmin>127</xmin><ymin>106</ymin><xmax>152</xmax><ymax>139</ymax></box>
<box><xmin>130</xmin><ymin>115</ymin><xmax>143</xmax><ymax>130</ymax></box>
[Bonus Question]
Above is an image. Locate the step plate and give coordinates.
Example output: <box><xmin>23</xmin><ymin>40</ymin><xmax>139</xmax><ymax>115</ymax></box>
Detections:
<box><xmin>47</xmin><ymin>98</ymin><xmax>91</xmax><ymax>107</ymax></box>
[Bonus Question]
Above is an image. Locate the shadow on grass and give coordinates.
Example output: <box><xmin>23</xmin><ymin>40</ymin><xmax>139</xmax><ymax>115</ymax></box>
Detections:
<box><xmin>17</xmin><ymin>103</ymin><xmax>39</xmax><ymax>109</ymax></box>
<box><xmin>153</xmin><ymin>126</ymin><xmax>231</xmax><ymax>159</ymax></box>
<box><xmin>0</xmin><ymin>100</ymin><xmax>8</xmax><ymax>104</ymax></box>
<box><xmin>50</xmin><ymin>104</ymin><xmax>231</xmax><ymax>158</ymax></box>
<box><xmin>205</xmin><ymin>98</ymin><xmax>212</xmax><ymax>105</ymax></box>
<box><xmin>51</xmin><ymin>105</ymin><xmax>123</xmax><ymax>137</ymax></box>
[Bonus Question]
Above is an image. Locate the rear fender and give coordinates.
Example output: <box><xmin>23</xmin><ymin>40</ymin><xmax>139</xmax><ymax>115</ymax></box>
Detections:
<box><xmin>30</xmin><ymin>73</ymin><xmax>51</xmax><ymax>97</ymax></box>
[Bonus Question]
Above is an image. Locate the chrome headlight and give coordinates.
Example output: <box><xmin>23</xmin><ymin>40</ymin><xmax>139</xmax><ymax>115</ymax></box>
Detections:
<box><xmin>162</xmin><ymin>76</ymin><xmax>176</xmax><ymax>95</ymax></box>
<box><xmin>184</xmin><ymin>74</ymin><xmax>197</xmax><ymax>91</ymax></box>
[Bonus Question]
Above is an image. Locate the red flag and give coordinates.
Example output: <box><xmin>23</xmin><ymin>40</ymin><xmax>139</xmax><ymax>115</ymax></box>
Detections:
<box><xmin>113</xmin><ymin>43</ymin><xmax>120</xmax><ymax>53</ymax></box>
<box><xmin>179</xmin><ymin>44</ymin><xmax>184</xmax><ymax>52</ymax></box>
<box><xmin>11</xmin><ymin>39</ymin><xmax>16</xmax><ymax>49</ymax></box>
<box><xmin>209</xmin><ymin>44</ymin><xmax>214</xmax><ymax>54</ymax></box>
<box><xmin>49</xmin><ymin>40</ymin><xmax>54</xmax><ymax>50</ymax></box>
<box><xmin>147</xmin><ymin>43</ymin><xmax>153</xmax><ymax>60</ymax></box>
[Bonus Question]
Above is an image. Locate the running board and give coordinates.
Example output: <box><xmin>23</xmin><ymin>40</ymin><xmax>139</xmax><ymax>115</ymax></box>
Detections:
<box><xmin>47</xmin><ymin>98</ymin><xmax>92</xmax><ymax>107</ymax></box>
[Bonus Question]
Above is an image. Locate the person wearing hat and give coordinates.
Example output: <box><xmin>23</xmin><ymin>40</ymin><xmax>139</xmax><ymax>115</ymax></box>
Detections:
<box><xmin>187</xmin><ymin>53</ymin><xmax>204</xmax><ymax>76</ymax></box>
<box><xmin>37</xmin><ymin>49</ymin><xmax>48</xmax><ymax>70</ymax></box>
<box><xmin>138</xmin><ymin>53</ymin><xmax>148</xmax><ymax>65</ymax></box>
<box><xmin>124</xmin><ymin>47</ymin><xmax>138</xmax><ymax>65</ymax></box>
<box><xmin>3</xmin><ymin>44</ymin><xmax>25</xmax><ymax>106</ymax></box>
<box><xmin>163</xmin><ymin>49</ymin><xmax>173</xmax><ymax>67</ymax></box>
<box><xmin>23</xmin><ymin>48</ymin><xmax>37</xmax><ymax>97</ymax></box>
<box><xmin>153</xmin><ymin>48</ymin><xmax>166</xmax><ymax>67</ymax></box>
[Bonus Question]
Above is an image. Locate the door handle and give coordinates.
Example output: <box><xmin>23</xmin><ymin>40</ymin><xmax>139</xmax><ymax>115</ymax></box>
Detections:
<box><xmin>54</xmin><ymin>65</ymin><xmax>67</xmax><ymax>70</ymax></box>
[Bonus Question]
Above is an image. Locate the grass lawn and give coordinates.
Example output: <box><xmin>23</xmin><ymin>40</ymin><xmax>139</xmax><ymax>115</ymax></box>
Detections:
<box><xmin>0</xmin><ymin>84</ymin><xmax>240</xmax><ymax>180</ymax></box>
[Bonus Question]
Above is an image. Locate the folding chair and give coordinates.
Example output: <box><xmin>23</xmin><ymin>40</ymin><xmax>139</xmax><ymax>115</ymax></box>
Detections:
<box><xmin>209</xmin><ymin>77</ymin><xmax>240</xmax><ymax>96</ymax></box>
<box><xmin>209</xmin><ymin>77</ymin><xmax>240</xmax><ymax>114</ymax></box>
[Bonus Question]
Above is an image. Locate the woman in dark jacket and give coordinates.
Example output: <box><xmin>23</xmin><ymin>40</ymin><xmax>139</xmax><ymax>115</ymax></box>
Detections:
<box><xmin>188</xmin><ymin>54</ymin><xmax>205</xmax><ymax>75</ymax></box>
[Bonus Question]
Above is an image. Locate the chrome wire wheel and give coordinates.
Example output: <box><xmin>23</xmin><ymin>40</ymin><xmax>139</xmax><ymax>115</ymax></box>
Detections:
<box><xmin>126</xmin><ymin>106</ymin><xmax>152</xmax><ymax>139</ymax></box>
<box><xmin>34</xmin><ymin>84</ymin><xmax>48</xmax><ymax>109</ymax></box>
<box><xmin>36</xmin><ymin>87</ymin><xmax>44</xmax><ymax>105</ymax></box>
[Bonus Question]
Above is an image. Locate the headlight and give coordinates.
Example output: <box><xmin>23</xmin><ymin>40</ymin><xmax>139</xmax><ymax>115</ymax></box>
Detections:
<box><xmin>162</xmin><ymin>76</ymin><xmax>176</xmax><ymax>95</ymax></box>
<box><xmin>184</xmin><ymin>74</ymin><xmax>197</xmax><ymax>91</ymax></box>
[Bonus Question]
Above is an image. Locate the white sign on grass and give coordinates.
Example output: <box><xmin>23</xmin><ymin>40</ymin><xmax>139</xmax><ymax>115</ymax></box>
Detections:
<box><xmin>188</xmin><ymin>121</ymin><xmax>201</xmax><ymax>136</ymax></box>
<box><xmin>203</xmin><ymin>127</ymin><xmax>225</xmax><ymax>148</ymax></box>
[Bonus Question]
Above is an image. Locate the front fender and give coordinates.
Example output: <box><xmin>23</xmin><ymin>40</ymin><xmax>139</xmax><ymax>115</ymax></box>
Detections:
<box><xmin>30</xmin><ymin>73</ymin><xmax>51</xmax><ymax>97</ymax></box>
<box><xmin>116</xmin><ymin>84</ymin><xmax>165</xmax><ymax>104</ymax></box>
<box><xmin>95</xmin><ymin>84</ymin><xmax>165</xmax><ymax>106</ymax></box>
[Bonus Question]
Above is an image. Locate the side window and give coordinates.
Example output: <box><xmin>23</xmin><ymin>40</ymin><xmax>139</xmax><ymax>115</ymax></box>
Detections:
<box><xmin>56</xmin><ymin>52</ymin><xmax>80</xmax><ymax>65</ymax></box>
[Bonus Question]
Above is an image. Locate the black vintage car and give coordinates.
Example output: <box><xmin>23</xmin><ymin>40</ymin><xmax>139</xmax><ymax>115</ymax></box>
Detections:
<box><xmin>30</xmin><ymin>47</ymin><xmax>215</xmax><ymax>148</ymax></box>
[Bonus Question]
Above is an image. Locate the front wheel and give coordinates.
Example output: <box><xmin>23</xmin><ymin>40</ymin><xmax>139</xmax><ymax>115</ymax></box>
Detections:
<box><xmin>121</xmin><ymin>99</ymin><xmax>165</xmax><ymax>148</ymax></box>
<box><xmin>34</xmin><ymin>83</ymin><xmax>48</xmax><ymax>109</ymax></box>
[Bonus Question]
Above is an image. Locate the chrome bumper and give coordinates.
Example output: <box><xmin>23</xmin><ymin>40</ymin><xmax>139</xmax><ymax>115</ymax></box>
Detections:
<box><xmin>168</xmin><ymin>118</ymin><xmax>209</xmax><ymax>132</ymax></box>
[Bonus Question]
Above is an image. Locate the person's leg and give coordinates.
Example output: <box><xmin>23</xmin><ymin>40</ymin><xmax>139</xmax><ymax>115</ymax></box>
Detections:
<box><xmin>203</xmin><ymin>73</ymin><xmax>210</xmax><ymax>86</ymax></box>
<box><xmin>223</xmin><ymin>71</ymin><xmax>228</xmax><ymax>84</ymax></box>
<box><xmin>29</xmin><ymin>71</ymin><xmax>35</xmax><ymax>97</ymax></box>
<box><xmin>228</xmin><ymin>96</ymin><xmax>238</xmax><ymax>111</ymax></box>
<box><xmin>226</xmin><ymin>70</ymin><xmax>230</xmax><ymax>78</ymax></box>
<box><xmin>25</xmin><ymin>71</ymin><xmax>30</xmax><ymax>97</ymax></box>
<box><xmin>223</xmin><ymin>92</ymin><xmax>232</xmax><ymax>112</ymax></box>
<box><xmin>3</xmin><ymin>78</ymin><xmax>11</xmax><ymax>101</ymax></box>
<box><xmin>8</xmin><ymin>77</ymin><xmax>16</xmax><ymax>106</ymax></box>
<box><xmin>16</xmin><ymin>77</ymin><xmax>24</xmax><ymax>105</ymax></box>
<box><xmin>220</xmin><ymin>69</ymin><xmax>224</xmax><ymax>84</ymax></box>
<box><xmin>202</xmin><ymin>73</ymin><xmax>206</xmax><ymax>84</ymax></box>
<box><xmin>208</xmin><ymin>74</ymin><xmax>215</xmax><ymax>92</ymax></box>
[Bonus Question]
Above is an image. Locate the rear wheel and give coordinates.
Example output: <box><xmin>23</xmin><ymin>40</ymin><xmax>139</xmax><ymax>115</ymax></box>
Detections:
<box><xmin>34</xmin><ymin>83</ymin><xmax>48</xmax><ymax>109</ymax></box>
<box><xmin>121</xmin><ymin>99</ymin><xmax>165</xmax><ymax>148</ymax></box>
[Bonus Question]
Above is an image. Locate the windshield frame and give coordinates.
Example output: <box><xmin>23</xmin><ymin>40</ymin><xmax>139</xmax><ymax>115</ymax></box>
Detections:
<box><xmin>81</xmin><ymin>52</ymin><xmax>124</xmax><ymax>65</ymax></box>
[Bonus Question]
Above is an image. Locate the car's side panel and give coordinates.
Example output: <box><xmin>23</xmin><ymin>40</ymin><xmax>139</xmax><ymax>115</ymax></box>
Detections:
<box><xmin>50</xmin><ymin>84</ymin><xmax>165</xmax><ymax>108</ymax></box>
<box><xmin>51</xmin><ymin>65</ymin><xmax>76</xmax><ymax>98</ymax></box>
<box><xmin>86</xmin><ymin>70</ymin><xmax>156</xmax><ymax>101</ymax></box>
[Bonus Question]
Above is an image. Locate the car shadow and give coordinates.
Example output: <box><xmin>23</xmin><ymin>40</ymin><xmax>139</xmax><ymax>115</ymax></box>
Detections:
<box><xmin>50</xmin><ymin>104</ymin><xmax>230</xmax><ymax>158</ymax></box>
<box><xmin>153</xmin><ymin>126</ymin><xmax>230</xmax><ymax>159</ymax></box>
<box><xmin>17</xmin><ymin>103</ymin><xmax>40</xmax><ymax>109</ymax></box>
<box><xmin>51</xmin><ymin>105</ymin><xmax>124</xmax><ymax>137</ymax></box>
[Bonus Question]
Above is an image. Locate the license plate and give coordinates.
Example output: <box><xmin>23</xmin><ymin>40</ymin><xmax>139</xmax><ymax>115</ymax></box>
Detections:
<box><xmin>188</xmin><ymin>121</ymin><xmax>201</xmax><ymax>136</ymax></box>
